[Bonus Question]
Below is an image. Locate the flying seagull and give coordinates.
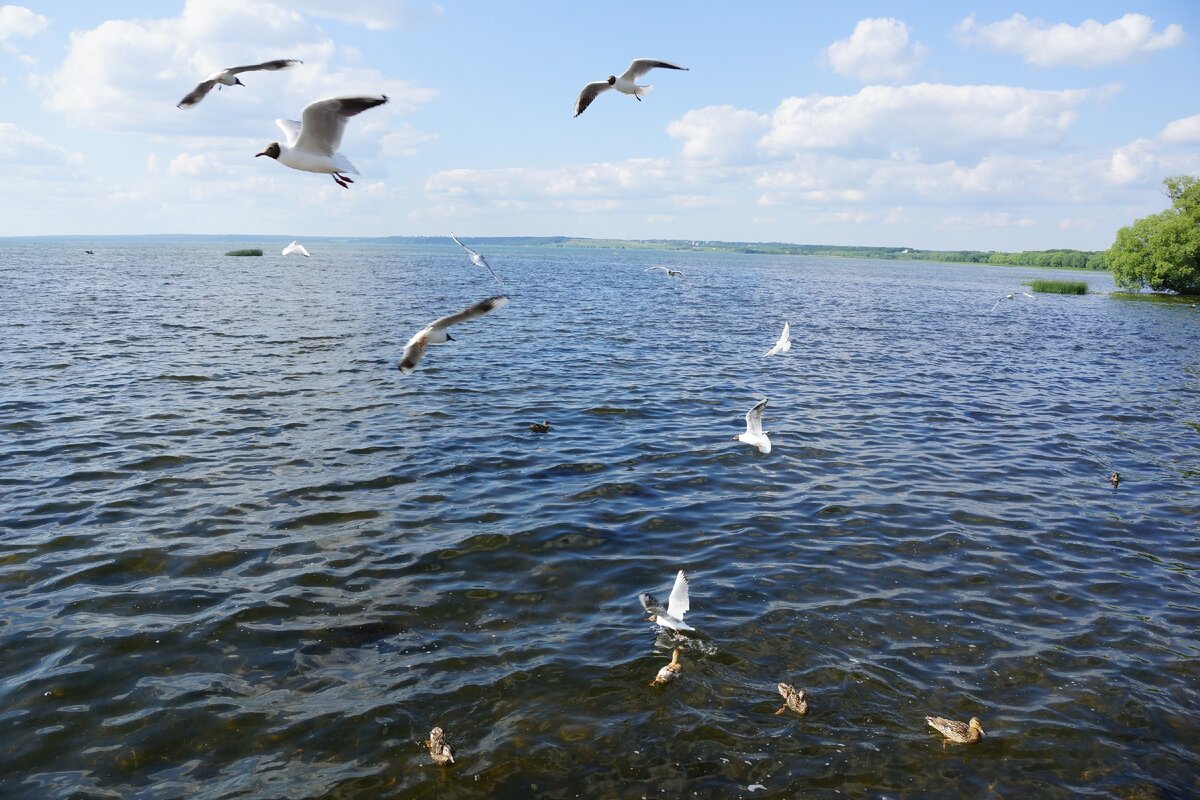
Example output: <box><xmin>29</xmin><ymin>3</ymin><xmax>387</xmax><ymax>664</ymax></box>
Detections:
<box><xmin>733</xmin><ymin>398</ymin><xmax>771</xmax><ymax>454</ymax></box>
<box><xmin>177</xmin><ymin>59</ymin><xmax>301</xmax><ymax>109</ymax></box>
<box><xmin>990</xmin><ymin>292</ymin><xmax>1036</xmax><ymax>312</ymax></box>
<box><xmin>639</xmin><ymin>570</ymin><xmax>694</xmax><ymax>633</ymax></box>
<box><xmin>450</xmin><ymin>233</ymin><xmax>503</xmax><ymax>284</ymax></box>
<box><xmin>645</xmin><ymin>266</ymin><xmax>684</xmax><ymax>278</ymax></box>
<box><xmin>398</xmin><ymin>295</ymin><xmax>509</xmax><ymax>374</ymax></box>
<box><xmin>281</xmin><ymin>241</ymin><xmax>310</xmax><ymax>257</ymax></box>
<box><xmin>764</xmin><ymin>321</ymin><xmax>791</xmax><ymax>357</ymax></box>
<box><xmin>574</xmin><ymin>58</ymin><xmax>688</xmax><ymax>117</ymax></box>
<box><xmin>256</xmin><ymin>95</ymin><xmax>388</xmax><ymax>188</ymax></box>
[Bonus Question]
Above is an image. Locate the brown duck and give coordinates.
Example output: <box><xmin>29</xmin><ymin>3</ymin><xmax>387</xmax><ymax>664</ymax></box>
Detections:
<box><xmin>775</xmin><ymin>683</ymin><xmax>809</xmax><ymax>716</ymax></box>
<box><xmin>925</xmin><ymin>715</ymin><xmax>984</xmax><ymax>745</ymax></box>
<box><xmin>530</xmin><ymin>420</ymin><xmax>551</xmax><ymax>433</ymax></box>
<box><xmin>427</xmin><ymin>727</ymin><xmax>455</xmax><ymax>764</ymax></box>
<box><xmin>650</xmin><ymin>648</ymin><xmax>682</xmax><ymax>687</ymax></box>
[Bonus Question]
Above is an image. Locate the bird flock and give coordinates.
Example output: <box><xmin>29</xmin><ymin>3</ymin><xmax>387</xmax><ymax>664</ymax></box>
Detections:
<box><xmin>175</xmin><ymin>52</ymin><xmax>1018</xmax><ymax>772</ymax></box>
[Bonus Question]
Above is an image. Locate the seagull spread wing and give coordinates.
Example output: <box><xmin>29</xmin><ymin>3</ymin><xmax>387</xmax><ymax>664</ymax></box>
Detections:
<box><xmin>574</xmin><ymin>81</ymin><xmax>612</xmax><ymax>117</ymax></box>
<box><xmin>645</xmin><ymin>266</ymin><xmax>667</xmax><ymax>272</ymax></box>
<box><xmin>177</xmin><ymin>79</ymin><xmax>218</xmax><ymax>109</ymax></box>
<box><xmin>227</xmin><ymin>59</ymin><xmax>302</xmax><ymax>75</ymax></box>
<box><xmin>282</xmin><ymin>241</ymin><xmax>309</xmax><ymax>257</ymax></box>
<box><xmin>428</xmin><ymin>295</ymin><xmax>509</xmax><ymax>331</ymax></box>
<box><xmin>666</xmin><ymin>570</ymin><xmax>690</xmax><ymax>619</ymax></box>
<box><xmin>296</xmin><ymin>95</ymin><xmax>389</xmax><ymax>156</ymax></box>
<box><xmin>621</xmin><ymin>58</ymin><xmax>688</xmax><ymax>81</ymax></box>
<box><xmin>451</xmin><ymin>235</ymin><xmax>504</xmax><ymax>284</ymax></box>
<box><xmin>764</xmin><ymin>322</ymin><xmax>790</xmax><ymax>356</ymax></box>
<box><xmin>450</xmin><ymin>233</ymin><xmax>478</xmax><ymax>258</ymax></box>
<box><xmin>745</xmin><ymin>399</ymin><xmax>767</xmax><ymax>436</ymax></box>
<box><xmin>274</xmin><ymin>119</ymin><xmax>302</xmax><ymax>147</ymax></box>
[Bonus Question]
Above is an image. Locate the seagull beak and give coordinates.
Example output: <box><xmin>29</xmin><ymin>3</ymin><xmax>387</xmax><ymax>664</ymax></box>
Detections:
<box><xmin>647</xmin><ymin>615</ymin><xmax>656</xmax><ymax>622</ymax></box>
<box><xmin>255</xmin><ymin>151</ymin><xmax>268</xmax><ymax>157</ymax></box>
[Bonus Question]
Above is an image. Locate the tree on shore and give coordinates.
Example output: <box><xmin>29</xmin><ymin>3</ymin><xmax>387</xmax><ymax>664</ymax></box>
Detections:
<box><xmin>1108</xmin><ymin>176</ymin><xmax>1200</xmax><ymax>294</ymax></box>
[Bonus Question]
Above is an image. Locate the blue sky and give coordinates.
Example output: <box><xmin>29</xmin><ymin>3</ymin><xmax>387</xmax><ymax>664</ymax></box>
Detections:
<box><xmin>1</xmin><ymin>1</ymin><xmax>1198</xmax><ymax>249</ymax></box>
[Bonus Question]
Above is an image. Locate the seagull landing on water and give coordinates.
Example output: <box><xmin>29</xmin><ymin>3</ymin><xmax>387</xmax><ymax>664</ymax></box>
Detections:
<box><xmin>733</xmin><ymin>398</ymin><xmax>771</xmax><ymax>454</ymax></box>
<box><xmin>574</xmin><ymin>59</ymin><xmax>688</xmax><ymax>117</ymax></box>
<box><xmin>450</xmin><ymin>233</ymin><xmax>503</xmax><ymax>284</ymax></box>
<box><xmin>764</xmin><ymin>322</ymin><xmax>790</xmax><ymax>357</ymax></box>
<box><xmin>282</xmin><ymin>241</ymin><xmax>310</xmax><ymax>257</ymax></box>
<box><xmin>177</xmin><ymin>59</ymin><xmax>301</xmax><ymax>108</ymax></box>
<box><xmin>991</xmin><ymin>292</ymin><xmax>1036</xmax><ymax>312</ymax></box>
<box><xmin>639</xmin><ymin>570</ymin><xmax>694</xmax><ymax>633</ymax></box>
<box><xmin>645</xmin><ymin>266</ymin><xmax>684</xmax><ymax>278</ymax></box>
<box><xmin>398</xmin><ymin>295</ymin><xmax>509</xmax><ymax>374</ymax></box>
<box><xmin>256</xmin><ymin>95</ymin><xmax>388</xmax><ymax>189</ymax></box>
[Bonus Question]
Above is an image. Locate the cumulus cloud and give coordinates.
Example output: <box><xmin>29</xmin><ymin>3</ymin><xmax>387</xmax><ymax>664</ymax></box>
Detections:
<box><xmin>760</xmin><ymin>83</ymin><xmax>1105</xmax><ymax>159</ymax></box>
<box><xmin>0</xmin><ymin>4</ymin><xmax>46</xmax><ymax>41</ymax></box>
<box><xmin>0</xmin><ymin>122</ymin><xmax>83</xmax><ymax>177</ymax></box>
<box><xmin>1160</xmin><ymin>113</ymin><xmax>1200</xmax><ymax>144</ymax></box>
<box><xmin>955</xmin><ymin>12</ymin><xmax>1186</xmax><ymax>67</ymax></box>
<box><xmin>666</xmin><ymin>105</ymin><xmax>768</xmax><ymax>162</ymax></box>
<box><xmin>824</xmin><ymin>18</ymin><xmax>928</xmax><ymax>83</ymax></box>
<box><xmin>276</xmin><ymin>0</ymin><xmax>443</xmax><ymax>30</ymax></box>
<box><xmin>38</xmin><ymin>0</ymin><xmax>435</xmax><ymax>134</ymax></box>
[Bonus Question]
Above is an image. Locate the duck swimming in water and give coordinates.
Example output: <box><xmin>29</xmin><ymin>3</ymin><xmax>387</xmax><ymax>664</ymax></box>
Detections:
<box><xmin>925</xmin><ymin>715</ymin><xmax>984</xmax><ymax>745</ymax></box>
<box><xmin>530</xmin><ymin>420</ymin><xmax>551</xmax><ymax>433</ymax></box>
<box><xmin>650</xmin><ymin>648</ymin><xmax>682</xmax><ymax>687</ymax></box>
<box><xmin>775</xmin><ymin>683</ymin><xmax>808</xmax><ymax>716</ymax></box>
<box><xmin>426</xmin><ymin>727</ymin><xmax>455</xmax><ymax>764</ymax></box>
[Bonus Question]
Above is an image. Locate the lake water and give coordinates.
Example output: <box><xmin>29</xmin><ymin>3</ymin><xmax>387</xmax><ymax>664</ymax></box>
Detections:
<box><xmin>1</xmin><ymin>238</ymin><xmax>1198</xmax><ymax>799</ymax></box>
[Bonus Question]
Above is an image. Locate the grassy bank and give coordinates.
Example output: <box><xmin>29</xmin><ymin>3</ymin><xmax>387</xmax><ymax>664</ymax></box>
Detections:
<box><xmin>225</xmin><ymin>248</ymin><xmax>263</xmax><ymax>256</ymax></box>
<box><xmin>1025</xmin><ymin>279</ymin><xmax>1089</xmax><ymax>294</ymax></box>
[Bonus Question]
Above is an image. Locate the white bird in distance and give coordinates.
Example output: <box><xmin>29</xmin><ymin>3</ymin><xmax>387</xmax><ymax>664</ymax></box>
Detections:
<box><xmin>639</xmin><ymin>570</ymin><xmax>694</xmax><ymax>633</ymax></box>
<box><xmin>645</xmin><ymin>266</ymin><xmax>684</xmax><ymax>278</ymax></box>
<box><xmin>764</xmin><ymin>321</ymin><xmax>791</xmax><ymax>357</ymax></box>
<box><xmin>733</xmin><ymin>398</ymin><xmax>771</xmax><ymax>454</ymax></box>
<box><xmin>398</xmin><ymin>296</ymin><xmax>509</xmax><ymax>374</ymax></box>
<box><xmin>177</xmin><ymin>59</ymin><xmax>301</xmax><ymax>108</ymax></box>
<box><xmin>450</xmin><ymin>233</ymin><xmax>503</xmax><ymax>284</ymax></box>
<box><xmin>574</xmin><ymin>58</ymin><xmax>688</xmax><ymax>117</ymax></box>
<box><xmin>256</xmin><ymin>95</ymin><xmax>388</xmax><ymax>189</ymax></box>
<box><xmin>991</xmin><ymin>292</ymin><xmax>1036</xmax><ymax>312</ymax></box>
<box><xmin>282</xmin><ymin>241</ymin><xmax>310</xmax><ymax>257</ymax></box>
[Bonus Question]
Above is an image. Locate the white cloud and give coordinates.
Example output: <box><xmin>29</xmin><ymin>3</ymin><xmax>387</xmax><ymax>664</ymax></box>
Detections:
<box><xmin>380</xmin><ymin>122</ymin><xmax>438</xmax><ymax>156</ymax></box>
<box><xmin>760</xmin><ymin>83</ymin><xmax>1104</xmax><ymax>159</ymax></box>
<box><xmin>0</xmin><ymin>122</ymin><xmax>83</xmax><ymax>177</ymax></box>
<box><xmin>666</xmin><ymin>105</ymin><xmax>768</xmax><ymax>162</ymax></box>
<box><xmin>1160</xmin><ymin>113</ymin><xmax>1200</xmax><ymax>144</ymax></box>
<box><xmin>0</xmin><ymin>5</ymin><xmax>47</xmax><ymax>41</ymax></box>
<box><xmin>38</xmin><ymin>0</ymin><xmax>435</xmax><ymax>135</ymax></box>
<box><xmin>168</xmin><ymin>153</ymin><xmax>213</xmax><ymax>177</ymax></box>
<box><xmin>955</xmin><ymin>12</ymin><xmax>1186</xmax><ymax>68</ymax></box>
<box><xmin>824</xmin><ymin>18</ymin><xmax>928</xmax><ymax>83</ymax></box>
<box><xmin>425</xmin><ymin>159</ymin><xmax>676</xmax><ymax>205</ymax></box>
<box><xmin>276</xmin><ymin>0</ymin><xmax>443</xmax><ymax>30</ymax></box>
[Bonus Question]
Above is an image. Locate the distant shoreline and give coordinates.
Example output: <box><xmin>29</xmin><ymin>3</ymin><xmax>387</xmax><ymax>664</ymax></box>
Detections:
<box><xmin>1</xmin><ymin>233</ymin><xmax>1109</xmax><ymax>271</ymax></box>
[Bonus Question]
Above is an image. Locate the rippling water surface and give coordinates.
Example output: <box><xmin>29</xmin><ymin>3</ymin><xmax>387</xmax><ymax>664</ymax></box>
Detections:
<box><xmin>2</xmin><ymin>238</ymin><xmax>1198</xmax><ymax>799</ymax></box>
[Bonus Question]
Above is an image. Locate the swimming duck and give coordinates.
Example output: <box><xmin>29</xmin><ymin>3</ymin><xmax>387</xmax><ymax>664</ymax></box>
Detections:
<box><xmin>1109</xmin><ymin>471</ymin><xmax>1120</xmax><ymax>487</ymax></box>
<box><xmin>925</xmin><ymin>715</ymin><xmax>984</xmax><ymax>745</ymax></box>
<box><xmin>775</xmin><ymin>683</ymin><xmax>808</xmax><ymax>716</ymax></box>
<box><xmin>650</xmin><ymin>648</ymin><xmax>682</xmax><ymax>687</ymax></box>
<box><xmin>530</xmin><ymin>420</ymin><xmax>551</xmax><ymax>433</ymax></box>
<box><xmin>427</xmin><ymin>727</ymin><xmax>455</xmax><ymax>764</ymax></box>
